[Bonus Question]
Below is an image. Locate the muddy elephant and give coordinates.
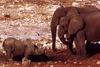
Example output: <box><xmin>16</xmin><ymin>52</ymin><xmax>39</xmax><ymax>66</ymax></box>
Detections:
<box><xmin>3</xmin><ymin>38</ymin><xmax>38</xmax><ymax>61</ymax></box>
<box><xmin>51</xmin><ymin>5</ymin><xmax>100</xmax><ymax>52</ymax></box>
<box><xmin>57</xmin><ymin>7</ymin><xmax>100</xmax><ymax>57</ymax></box>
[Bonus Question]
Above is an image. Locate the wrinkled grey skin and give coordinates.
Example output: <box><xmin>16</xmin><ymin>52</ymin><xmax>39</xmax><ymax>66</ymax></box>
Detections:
<box><xmin>51</xmin><ymin>5</ymin><xmax>100</xmax><ymax>52</ymax></box>
<box><xmin>3</xmin><ymin>38</ymin><xmax>39</xmax><ymax>61</ymax></box>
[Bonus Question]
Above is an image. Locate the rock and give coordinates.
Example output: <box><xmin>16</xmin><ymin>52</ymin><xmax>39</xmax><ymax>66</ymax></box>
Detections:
<box><xmin>96</xmin><ymin>61</ymin><xmax>100</xmax><ymax>64</ymax></box>
<box><xmin>87</xmin><ymin>65</ymin><xmax>91</xmax><ymax>67</ymax></box>
<box><xmin>64</xmin><ymin>61</ymin><xmax>67</xmax><ymax>64</ymax></box>
<box><xmin>50</xmin><ymin>65</ymin><xmax>54</xmax><ymax>67</ymax></box>
<box><xmin>72</xmin><ymin>2</ymin><xmax>80</xmax><ymax>7</ymax></box>
<box><xmin>22</xmin><ymin>60</ymin><xmax>31</xmax><ymax>67</ymax></box>
<box><xmin>73</xmin><ymin>61</ymin><xmax>77</xmax><ymax>64</ymax></box>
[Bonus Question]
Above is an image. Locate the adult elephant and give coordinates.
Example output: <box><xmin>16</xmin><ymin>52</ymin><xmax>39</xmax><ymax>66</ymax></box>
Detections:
<box><xmin>58</xmin><ymin>7</ymin><xmax>100</xmax><ymax>57</ymax></box>
<box><xmin>51</xmin><ymin>5</ymin><xmax>100</xmax><ymax>52</ymax></box>
<box><xmin>58</xmin><ymin>7</ymin><xmax>83</xmax><ymax>55</ymax></box>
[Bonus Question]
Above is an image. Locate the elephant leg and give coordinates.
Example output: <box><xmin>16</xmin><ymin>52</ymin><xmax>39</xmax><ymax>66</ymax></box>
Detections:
<box><xmin>75</xmin><ymin>31</ymin><xmax>86</xmax><ymax>58</ymax></box>
<box><xmin>23</xmin><ymin>47</ymin><xmax>31</xmax><ymax>62</ymax></box>
<box><xmin>85</xmin><ymin>41</ymin><xmax>92</xmax><ymax>56</ymax></box>
<box><xmin>6</xmin><ymin>51</ymin><xmax>13</xmax><ymax>61</ymax></box>
<box><xmin>67</xmin><ymin>36</ymin><xmax>76</xmax><ymax>55</ymax></box>
<box><xmin>86</xmin><ymin>41</ymin><xmax>91</xmax><ymax>45</ymax></box>
<box><xmin>85</xmin><ymin>41</ymin><xmax>91</xmax><ymax>53</ymax></box>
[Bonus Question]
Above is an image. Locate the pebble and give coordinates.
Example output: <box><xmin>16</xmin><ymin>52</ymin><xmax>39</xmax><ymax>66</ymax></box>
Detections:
<box><xmin>54</xmin><ymin>62</ymin><xmax>57</xmax><ymax>64</ymax></box>
<box><xmin>64</xmin><ymin>61</ymin><xmax>67</xmax><ymax>64</ymax></box>
<box><xmin>34</xmin><ymin>65</ymin><xmax>37</xmax><ymax>67</ymax></box>
<box><xmin>0</xmin><ymin>64</ymin><xmax>5</xmax><ymax>67</ymax></box>
<box><xmin>15</xmin><ymin>63</ymin><xmax>20</xmax><ymax>65</ymax></box>
<box><xmin>37</xmin><ymin>62</ymin><xmax>41</xmax><ymax>65</ymax></box>
<box><xmin>73</xmin><ymin>61</ymin><xmax>77</xmax><ymax>64</ymax></box>
<box><xmin>87</xmin><ymin>65</ymin><xmax>91</xmax><ymax>67</ymax></box>
<box><xmin>50</xmin><ymin>65</ymin><xmax>54</xmax><ymax>67</ymax></box>
<box><xmin>58</xmin><ymin>61</ymin><xmax>62</xmax><ymax>63</ymax></box>
<box><xmin>47</xmin><ymin>61</ymin><xmax>52</xmax><ymax>64</ymax></box>
<box><xmin>5</xmin><ymin>64</ymin><xmax>9</xmax><ymax>67</ymax></box>
<box><xmin>96</xmin><ymin>61</ymin><xmax>100</xmax><ymax>64</ymax></box>
<box><xmin>79</xmin><ymin>62</ymin><xmax>82</xmax><ymax>64</ymax></box>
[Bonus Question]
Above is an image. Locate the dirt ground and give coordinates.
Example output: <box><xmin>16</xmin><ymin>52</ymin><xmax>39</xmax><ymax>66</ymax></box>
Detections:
<box><xmin>1</xmin><ymin>42</ymin><xmax>100</xmax><ymax>67</ymax></box>
<box><xmin>0</xmin><ymin>48</ymin><xmax>100</xmax><ymax>67</ymax></box>
<box><xmin>0</xmin><ymin>0</ymin><xmax>100</xmax><ymax>67</ymax></box>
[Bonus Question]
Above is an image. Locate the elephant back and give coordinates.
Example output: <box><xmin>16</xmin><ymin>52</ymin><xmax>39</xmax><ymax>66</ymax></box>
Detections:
<box><xmin>77</xmin><ymin>5</ymin><xmax>100</xmax><ymax>14</ymax></box>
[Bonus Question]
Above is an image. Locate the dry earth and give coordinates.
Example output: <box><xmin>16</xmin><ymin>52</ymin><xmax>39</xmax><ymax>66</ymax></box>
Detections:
<box><xmin>0</xmin><ymin>0</ymin><xmax>99</xmax><ymax>67</ymax></box>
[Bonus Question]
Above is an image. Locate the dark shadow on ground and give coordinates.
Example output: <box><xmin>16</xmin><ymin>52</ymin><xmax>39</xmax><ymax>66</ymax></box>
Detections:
<box><xmin>85</xmin><ymin>42</ymin><xmax>100</xmax><ymax>57</ymax></box>
<box><xmin>4</xmin><ymin>42</ymin><xmax>100</xmax><ymax>62</ymax></box>
<box><xmin>12</xmin><ymin>54</ymin><xmax>53</xmax><ymax>62</ymax></box>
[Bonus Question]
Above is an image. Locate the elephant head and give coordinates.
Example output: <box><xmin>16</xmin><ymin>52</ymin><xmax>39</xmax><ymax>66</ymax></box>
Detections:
<box><xmin>58</xmin><ymin>16</ymin><xmax>69</xmax><ymax>45</ymax></box>
<box><xmin>3</xmin><ymin>37</ymin><xmax>26</xmax><ymax>61</ymax></box>
<box><xmin>58</xmin><ymin>7</ymin><xmax>84</xmax><ymax>54</ymax></box>
<box><xmin>67</xmin><ymin>7</ymin><xmax>84</xmax><ymax>36</ymax></box>
<box><xmin>3</xmin><ymin>38</ymin><xmax>16</xmax><ymax>59</ymax></box>
<box><xmin>51</xmin><ymin>6</ymin><xmax>67</xmax><ymax>51</ymax></box>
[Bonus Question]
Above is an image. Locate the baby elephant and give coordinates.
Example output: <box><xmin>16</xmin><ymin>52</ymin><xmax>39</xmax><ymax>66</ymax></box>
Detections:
<box><xmin>3</xmin><ymin>37</ymin><xmax>27</xmax><ymax>61</ymax></box>
<box><xmin>3</xmin><ymin>38</ymin><xmax>38</xmax><ymax>62</ymax></box>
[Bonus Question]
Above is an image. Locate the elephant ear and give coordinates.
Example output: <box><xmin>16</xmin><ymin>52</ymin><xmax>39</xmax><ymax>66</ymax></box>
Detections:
<box><xmin>68</xmin><ymin>18</ymin><xmax>84</xmax><ymax>35</ymax></box>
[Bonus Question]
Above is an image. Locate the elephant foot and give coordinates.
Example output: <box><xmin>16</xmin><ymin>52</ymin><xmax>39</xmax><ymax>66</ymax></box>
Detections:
<box><xmin>8</xmin><ymin>59</ymin><xmax>13</xmax><ymax>62</ymax></box>
<box><xmin>22</xmin><ymin>59</ymin><xmax>31</xmax><ymax>67</ymax></box>
<box><xmin>22</xmin><ymin>59</ymin><xmax>31</xmax><ymax>64</ymax></box>
<box><xmin>77</xmin><ymin>52</ymin><xmax>87</xmax><ymax>61</ymax></box>
<box><xmin>22</xmin><ymin>57</ymin><xmax>29</xmax><ymax>62</ymax></box>
<box><xmin>71</xmin><ymin>48</ymin><xmax>77</xmax><ymax>55</ymax></box>
<box><xmin>66</xmin><ymin>49</ymin><xmax>73</xmax><ymax>59</ymax></box>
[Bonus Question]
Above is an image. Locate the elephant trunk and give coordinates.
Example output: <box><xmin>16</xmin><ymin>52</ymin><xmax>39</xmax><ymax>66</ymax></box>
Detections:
<box><xmin>58</xmin><ymin>27</ymin><xmax>67</xmax><ymax>45</ymax></box>
<box><xmin>50</xmin><ymin>6</ymin><xmax>67</xmax><ymax>51</ymax></box>
<box><xmin>51</xmin><ymin>18</ymin><xmax>58</xmax><ymax>51</ymax></box>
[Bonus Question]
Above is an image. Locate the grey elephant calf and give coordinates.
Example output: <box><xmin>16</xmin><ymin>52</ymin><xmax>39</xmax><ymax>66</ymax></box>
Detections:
<box><xmin>2</xmin><ymin>37</ymin><xmax>39</xmax><ymax>61</ymax></box>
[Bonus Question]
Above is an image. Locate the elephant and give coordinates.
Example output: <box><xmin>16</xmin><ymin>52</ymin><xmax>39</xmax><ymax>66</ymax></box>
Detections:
<box><xmin>2</xmin><ymin>38</ymin><xmax>38</xmax><ymax>61</ymax></box>
<box><xmin>76</xmin><ymin>11</ymin><xmax>100</xmax><ymax>57</ymax></box>
<box><xmin>57</xmin><ymin>7</ymin><xmax>100</xmax><ymax>57</ymax></box>
<box><xmin>51</xmin><ymin>5</ymin><xmax>100</xmax><ymax>52</ymax></box>
<box><xmin>58</xmin><ymin>7</ymin><xmax>83</xmax><ymax>55</ymax></box>
<box><xmin>3</xmin><ymin>37</ymin><xmax>26</xmax><ymax>61</ymax></box>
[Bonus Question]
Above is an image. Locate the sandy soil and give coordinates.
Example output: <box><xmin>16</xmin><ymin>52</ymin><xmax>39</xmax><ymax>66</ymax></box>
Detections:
<box><xmin>0</xmin><ymin>0</ymin><xmax>100</xmax><ymax>67</ymax></box>
<box><xmin>0</xmin><ymin>48</ymin><xmax>100</xmax><ymax>67</ymax></box>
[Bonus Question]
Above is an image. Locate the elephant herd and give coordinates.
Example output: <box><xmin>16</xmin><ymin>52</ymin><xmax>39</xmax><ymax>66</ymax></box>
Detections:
<box><xmin>51</xmin><ymin>5</ymin><xmax>100</xmax><ymax>58</ymax></box>
<box><xmin>2</xmin><ymin>5</ymin><xmax>100</xmax><ymax>62</ymax></box>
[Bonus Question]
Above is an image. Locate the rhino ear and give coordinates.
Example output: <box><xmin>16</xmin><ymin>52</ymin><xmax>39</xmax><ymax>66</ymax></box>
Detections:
<box><xmin>68</xmin><ymin>19</ymin><xmax>84</xmax><ymax>35</ymax></box>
